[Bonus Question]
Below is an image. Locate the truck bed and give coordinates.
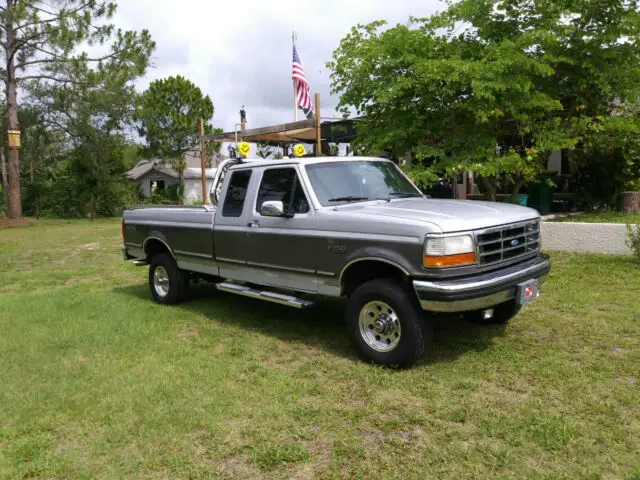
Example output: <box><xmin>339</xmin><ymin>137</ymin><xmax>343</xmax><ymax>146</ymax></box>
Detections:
<box><xmin>123</xmin><ymin>205</ymin><xmax>217</xmax><ymax>275</ymax></box>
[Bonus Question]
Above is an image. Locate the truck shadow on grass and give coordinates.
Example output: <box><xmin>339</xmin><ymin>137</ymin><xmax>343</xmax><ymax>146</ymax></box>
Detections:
<box><xmin>115</xmin><ymin>282</ymin><xmax>507</xmax><ymax>367</ymax></box>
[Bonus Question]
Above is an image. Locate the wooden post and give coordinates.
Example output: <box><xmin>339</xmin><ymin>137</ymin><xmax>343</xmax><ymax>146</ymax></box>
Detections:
<box><xmin>200</xmin><ymin>119</ymin><xmax>207</xmax><ymax>204</ymax></box>
<box><xmin>315</xmin><ymin>93</ymin><xmax>321</xmax><ymax>157</ymax></box>
<box><xmin>90</xmin><ymin>194</ymin><xmax>94</xmax><ymax>222</ymax></box>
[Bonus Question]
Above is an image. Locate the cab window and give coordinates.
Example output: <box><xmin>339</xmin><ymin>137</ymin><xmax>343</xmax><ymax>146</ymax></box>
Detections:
<box><xmin>222</xmin><ymin>170</ymin><xmax>252</xmax><ymax>217</ymax></box>
<box><xmin>256</xmin><ymin>168</ymin><xmax>310</xmax><ymax>214</ymax></box>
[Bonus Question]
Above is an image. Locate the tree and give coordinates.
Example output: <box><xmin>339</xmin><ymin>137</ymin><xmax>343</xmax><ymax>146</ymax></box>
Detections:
<box><xmin>256</xmin><ymin>141</ymin><xmax>278</xmax><ymax>159</ymax></box>
<box><xmin>136</xmin><ymin>75</ymin><xmax>217</xmax><ymax>157</ymax></box>
<box><xmin>328</xmin><ymin>0</ymin><xmax>640</xmax><ymax>200</ymax></box>
<box><xmin>0</xmin><ymin>0</ymin><xmax>154</xmax><ymax>218</ymax></box>
<box><xmin>25</xmin><ymin>36</ymin><xmax>152</xmax><ymax>217</ymax></box>
<box><xmin>135</xmin><ymin>75</ymin><xmax>220</xmax><ymax>202</ymax></box>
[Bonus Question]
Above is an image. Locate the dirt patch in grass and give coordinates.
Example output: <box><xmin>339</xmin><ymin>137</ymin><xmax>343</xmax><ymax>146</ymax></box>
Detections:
<box><xmin>290</xmin><ymin>438</ymin><xmax>332</xmax><ymax>479</ymax></box>
<box><xmin>174</xmin><ymin>329</ymin><xmax>200</xmax><ymax>338</ymax></box>
<box><xmin>0</xmin><ymin>218</ymin><xmax>33</xmax><ymax>228</ymax></box>
<box><xmin>216</xmin><ymin>453</ymin><xmax>264</xmax><ymax>479</ymax></box>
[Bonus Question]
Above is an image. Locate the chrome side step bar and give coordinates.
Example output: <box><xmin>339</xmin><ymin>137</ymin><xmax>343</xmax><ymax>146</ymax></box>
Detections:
<box><xmin>133</xmin><ymin>259</ymin><xmax>148</xmax><ymax>266</ymax></box>
<box><xmin>215</xmin><ymin>282</ymin><xmax>314</xmax><ymax>309</ymax></box>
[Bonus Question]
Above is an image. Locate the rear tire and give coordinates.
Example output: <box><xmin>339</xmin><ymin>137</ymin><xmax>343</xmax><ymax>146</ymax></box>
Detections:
<box><xmin>148</xmin><ymin>253</ymin><xmax>189</xmax><ymax>305</ymax></box>
<box><xmin>346</xmin><ymin>278</ymin><xmax>432</xmax><ymax>368</ymax></box>
<box><xmin>464</xmin><ymin>299</ymin><xmax>521</xmax><ymax>325</ymax></box>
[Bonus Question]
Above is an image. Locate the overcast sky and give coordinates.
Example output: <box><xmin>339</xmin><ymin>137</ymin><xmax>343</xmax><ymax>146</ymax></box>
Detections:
<box><xmin>113</xmin><ymin>0</ymin><xmax>443</xmax><ymax>133</ymax></box>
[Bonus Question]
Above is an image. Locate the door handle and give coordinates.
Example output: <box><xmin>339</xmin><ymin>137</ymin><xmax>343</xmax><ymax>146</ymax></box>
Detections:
<box><xmin>247</xmin><ymin>221</ymin><xmax>260</xmax><ymax>228</ymax></box>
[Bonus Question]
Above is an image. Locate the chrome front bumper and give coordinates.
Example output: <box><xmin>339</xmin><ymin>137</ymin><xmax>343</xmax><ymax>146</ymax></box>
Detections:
<box><xmin>413</xmin><ymin>254</ymin><xmax>551</xmax><ymax>313</ymax></box>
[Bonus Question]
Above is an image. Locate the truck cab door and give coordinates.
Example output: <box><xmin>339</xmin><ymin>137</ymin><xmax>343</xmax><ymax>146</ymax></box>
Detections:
<box><xmin>213</xmin><ymin>166</ymin><xmax>256</xmax><ymax>278</ymax></box>
<box><xmin>242</xmin><ymin>165</ymin><xmax>321</xmax><ymax>293</ymax></box>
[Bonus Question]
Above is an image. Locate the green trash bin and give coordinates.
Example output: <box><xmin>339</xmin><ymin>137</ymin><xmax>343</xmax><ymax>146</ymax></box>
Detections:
<box><xmin>527</xmin><ymin>172</ymin><xmax>556</xmax><ymax>215</ymax></box>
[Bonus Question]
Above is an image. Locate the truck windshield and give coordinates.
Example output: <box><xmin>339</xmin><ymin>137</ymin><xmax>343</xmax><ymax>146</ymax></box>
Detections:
<box><xmin>305</xmin><ymin>161</ymin><xmax>422</xmax><ymax>206</ymax></box>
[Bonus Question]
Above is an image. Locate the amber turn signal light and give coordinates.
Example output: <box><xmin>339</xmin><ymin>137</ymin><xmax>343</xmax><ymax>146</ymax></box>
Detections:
<box><xmin>423</xmin><ymin>252</ymin><xmax>476</xmax><ymax>268</ymax></box>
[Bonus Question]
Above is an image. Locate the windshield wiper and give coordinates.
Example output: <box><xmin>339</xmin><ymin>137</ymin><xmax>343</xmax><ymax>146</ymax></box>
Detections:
<box><xmin>327</xmin><ymin>196</ymin><xmax>370</xmax><ymax>202</ymax></box>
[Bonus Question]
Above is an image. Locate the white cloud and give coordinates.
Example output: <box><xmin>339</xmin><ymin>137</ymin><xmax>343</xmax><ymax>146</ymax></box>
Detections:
<box><xmin>114</xmin><ymin>0</ymin><xmax>443</xmax><ymax>132</ymax></box>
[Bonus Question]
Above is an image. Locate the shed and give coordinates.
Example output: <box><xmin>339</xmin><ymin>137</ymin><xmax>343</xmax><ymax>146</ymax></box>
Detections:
<box><xmin>125</xmin><ymin>160</ymin><xmax>179</xmax><ymax>197</ymax></box>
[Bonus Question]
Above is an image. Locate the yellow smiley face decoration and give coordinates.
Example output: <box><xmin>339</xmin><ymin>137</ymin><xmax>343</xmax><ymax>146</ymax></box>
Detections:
<box><xmin>237</xmin><ymin>142</ymin><xmax>251</xmax><ymax>157</ymax></box>
<box><xmin>293</xmin><ymin>144</ymin><xmax>306</xmax><ymax>157</ymax></box>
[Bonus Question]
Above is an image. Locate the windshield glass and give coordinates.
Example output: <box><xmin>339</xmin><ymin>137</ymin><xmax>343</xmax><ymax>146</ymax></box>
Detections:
<box><xmin>305</xmin><ymin>161</ymin><xmax>422</xmax><ymax>206</ymax></box>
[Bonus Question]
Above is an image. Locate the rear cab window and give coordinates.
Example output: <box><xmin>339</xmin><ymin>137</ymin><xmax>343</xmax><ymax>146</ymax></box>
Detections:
<box><xmin>222</xmin><ymin>169</ymin><xmax>252</xmax><ymax>217</ymax></box>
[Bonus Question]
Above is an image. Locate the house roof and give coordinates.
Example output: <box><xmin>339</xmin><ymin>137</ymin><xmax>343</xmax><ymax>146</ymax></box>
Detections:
<box><xmin>125</xmin><ymin>160</ymin><xmax>178</xmax><ymax>180</ymax></box>
<box><xmin>184</xmin><ymin>150</ymin><xmax>225</xmax><ymax>168</ymax></box>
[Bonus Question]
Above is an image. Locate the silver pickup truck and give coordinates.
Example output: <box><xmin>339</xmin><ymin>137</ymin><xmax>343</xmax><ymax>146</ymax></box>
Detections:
<box><xmin>122</xmin><ymin>156</ymin><xmax>550</xmax><ymax>368</ymax></box>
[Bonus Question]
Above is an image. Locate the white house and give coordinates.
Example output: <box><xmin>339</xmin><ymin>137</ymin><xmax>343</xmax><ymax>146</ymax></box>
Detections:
<box><xmin>125</xmin><ymin>160</ymin><xmax>179</xmax><ymax>197</ymax></box>
<box><xmin>126</xmin><ymin>154</ymin><xmax>219</xmax><ymax>204</ymax></box>
<box><xmin>182</xmin><ymin>167</ymin><xmax>217</xmax><ymax>204</ymax></box>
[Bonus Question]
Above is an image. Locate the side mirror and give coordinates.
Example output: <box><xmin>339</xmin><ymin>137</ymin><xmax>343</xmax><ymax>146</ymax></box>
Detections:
<box><xmin>260</xmin><ymin>200</ymin><xmax>292</xmax><ymax>218</ymax></box>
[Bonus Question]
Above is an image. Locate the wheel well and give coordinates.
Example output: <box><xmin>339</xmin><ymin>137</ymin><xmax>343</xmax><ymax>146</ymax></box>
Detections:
<box><xmin>144</xmin><ymin>238</ymin><xmax>172</xmax><ymax>262</ymax></box>
<box><xmin>341</xmin><ymin>260</ymin><xmax>408</xmax><ymax>297</ymax></box>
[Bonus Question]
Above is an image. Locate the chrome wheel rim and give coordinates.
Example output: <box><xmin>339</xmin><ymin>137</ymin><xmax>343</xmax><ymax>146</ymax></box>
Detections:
<box><xmin>358</xmin><ymin>301</ymin><xmax>401</xmax><ymax>352</ymax></box>
<box><xmin>153</xmin><ymin>266</ymin><xmax>170</xmax><ymax>297</ymax></box>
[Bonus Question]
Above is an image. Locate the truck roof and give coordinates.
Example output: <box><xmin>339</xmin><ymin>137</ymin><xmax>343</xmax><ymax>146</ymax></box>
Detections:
<box><xmin>229</xmin><ymin>156</ymin><xmax>391</xmax><ymax>169</ymax></box>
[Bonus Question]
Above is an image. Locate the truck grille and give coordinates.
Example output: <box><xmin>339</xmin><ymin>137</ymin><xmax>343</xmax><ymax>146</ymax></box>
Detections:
<box><xmin>475</xmin><ymin>220</ymin><xmax>540</xmax><ymax>266</ymax></box>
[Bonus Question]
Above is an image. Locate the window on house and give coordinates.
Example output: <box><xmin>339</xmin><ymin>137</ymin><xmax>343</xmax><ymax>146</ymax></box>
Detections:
<box><xmin>561</xmin><ymin>149</ymin><xmax>571</xmax><ymax>175</ymax></box>
<box><xmin>151</xmin><ymin>180</ymin><xmax>165</xmax><ymax>194</ymax></box>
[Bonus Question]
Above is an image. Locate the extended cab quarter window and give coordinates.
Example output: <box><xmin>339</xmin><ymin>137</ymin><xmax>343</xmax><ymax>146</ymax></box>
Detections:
<box><xmin>256</xmin><ymin>168</ymin><xmax>310</xmax><ymax>214</ymax></box>
<box><xmin>222</xmin><ymin>169</ymin><xmax>252</xmax><ymax>217</ymax></box>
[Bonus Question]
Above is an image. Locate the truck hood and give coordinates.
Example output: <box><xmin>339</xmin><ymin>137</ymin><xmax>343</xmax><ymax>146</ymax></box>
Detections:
<box><xmin>340</xmin><ymin>198</ymin><xmax>539</xmax><ymax>232</ymax></box>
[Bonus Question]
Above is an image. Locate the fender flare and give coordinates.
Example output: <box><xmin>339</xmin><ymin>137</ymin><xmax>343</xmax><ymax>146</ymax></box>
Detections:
<box><xmin>143</xmin><ymin>233</ymin><xmax>176</xmax><ymax>261</ymax></box>
<box><xmin>338</xmin><ymin>247</ymin><xmax>414</xmax><ymax>287</ymax></box>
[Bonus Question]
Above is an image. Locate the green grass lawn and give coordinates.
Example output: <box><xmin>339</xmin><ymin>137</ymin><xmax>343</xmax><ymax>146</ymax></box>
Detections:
<box><xmin>1</xmin><ymin>219</ymin><xmax>639</xmax><ymax>479</ymax></box>
<box><xmin>547</xmin><ymin>211</ymin><xmax>640</xmax><ymax>224</ymax></box>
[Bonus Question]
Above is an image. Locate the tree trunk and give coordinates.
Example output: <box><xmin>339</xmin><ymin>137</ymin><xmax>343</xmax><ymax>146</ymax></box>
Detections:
<box><xmin>480</xmin><ymin>177</ymin><xmax>497</xmax><ymax>202</ymax></box>
<box><xmin>621</xmin><ymin>191</ymin><xmax>640</xmax><ymax>213</ymax></box>
<box><xmin>5</xmin><ymin>0</ymin><xmax>22</xmax><ymax>219</ymax></box>
<box><xmin>510</xmin><ymin>175</ymin><xmax>527</xmax><ymax>202</ymax></box>
<box><xmin>0</xmin><ymin>148</ymin><xmax>8</xmax><ymax>205</ymax></box>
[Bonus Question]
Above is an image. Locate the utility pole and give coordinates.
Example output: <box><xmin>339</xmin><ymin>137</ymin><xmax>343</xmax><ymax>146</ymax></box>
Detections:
<box><xmin>315</xmin><ymin>93</ymin><xmax>321</xmax><ymax>157</ymax></box>
<box><xmin>199</xmin><ymin>119</ymin><xmax>207</xmax><ymax>204</ymax></box>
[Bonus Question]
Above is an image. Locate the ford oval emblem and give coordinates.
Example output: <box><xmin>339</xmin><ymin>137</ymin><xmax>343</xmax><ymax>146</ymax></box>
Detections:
<box><xmin>511</xmin><ymin>239</ymin><xmax>520</xmax><ymax>247</ymax></box>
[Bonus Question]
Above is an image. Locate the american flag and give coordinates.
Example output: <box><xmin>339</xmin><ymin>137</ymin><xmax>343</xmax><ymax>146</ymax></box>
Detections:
<box><xmin>292</xmin><ymin>45</ymin><xmax>314</xmax><ymax>120</ymax></box>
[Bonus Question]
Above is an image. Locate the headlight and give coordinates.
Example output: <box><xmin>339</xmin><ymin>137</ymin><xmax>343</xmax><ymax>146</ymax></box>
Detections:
<box><xmin>424</xmin><ymin>234</ymin><xmax>476</xmax><ymax>268</ymax></box>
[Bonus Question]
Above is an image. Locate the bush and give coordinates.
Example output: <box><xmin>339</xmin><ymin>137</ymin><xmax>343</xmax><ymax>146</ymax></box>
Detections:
<box><xmin>94</xmin><ymin>181</ymin><xmax>139</xmax><ymax>217</ymax></box>
<box><xmin>574</xmin><ymin>150</ymin><xmax>624</xmax><ymax>211</ymax></box>
<box><xmin>626</xmin><ymin>224</ymin><xmax>640</xmax><ymax>257</ymax></box>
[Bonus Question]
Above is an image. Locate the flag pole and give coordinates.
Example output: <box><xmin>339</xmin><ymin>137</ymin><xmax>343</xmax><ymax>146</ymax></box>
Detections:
<box><xmin>293</xmin><ymin>31</ymin><xmax>298</xmax><ymax>122</ymax></box>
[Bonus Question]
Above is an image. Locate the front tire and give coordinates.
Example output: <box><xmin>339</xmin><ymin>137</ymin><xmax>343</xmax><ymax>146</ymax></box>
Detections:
<box><xmin>464</xmin><ymin>299</ymin><xmax>522</xmax><ymax>325</ymax></box>
<box><xmin>148</xmin><ymin>253</ymin><xmax>189</xmax><ymax>305</ymax></box>
<box><xmin>346</xmin><ymin>279</ymin><xmax>432</xmax><ymax>368</ymax></box>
